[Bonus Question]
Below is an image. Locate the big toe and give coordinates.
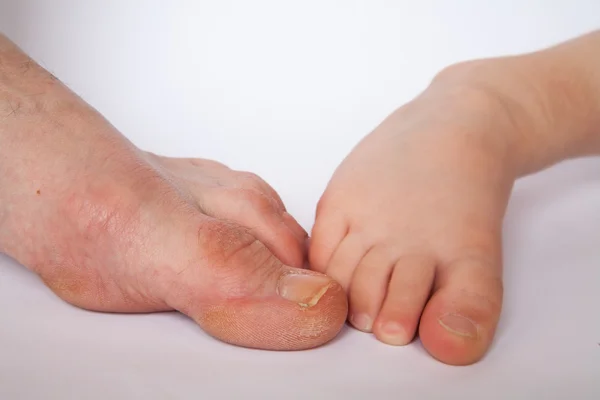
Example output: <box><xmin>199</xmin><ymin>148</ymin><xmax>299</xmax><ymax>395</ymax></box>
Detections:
<box><xmin>165</xmin><ymin>218</ymin><xmax>348</xmax><ymax>351</ymax></box>
<box><xmin>419</xmin><ymin>256</ymin><xmax>503</xmax><ymax>365</ymax></box>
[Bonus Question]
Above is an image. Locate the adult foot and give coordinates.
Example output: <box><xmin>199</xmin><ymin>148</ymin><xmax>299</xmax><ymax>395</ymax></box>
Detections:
<box><xmin>310</xmin><ymin>67</ymin><xmax>523</xmax><ymax>364</ymax></box>
<box><xmin>0</xmin><ymin>35</ymin><xmax>347</xmax><ymax>350</ymax></box>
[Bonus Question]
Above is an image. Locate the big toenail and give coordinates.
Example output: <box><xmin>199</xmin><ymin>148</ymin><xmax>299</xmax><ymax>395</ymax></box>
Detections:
<box><xmin>350</xmin><ymin>314</ymin><xmax>372</xmax><ymax>332</ymax></box>
<box><xmin>277</xmin><ymin>274</ymin><xmax>331</xmax><ymax>308</ymax></box>
<box><xmin>438</xmin><ymin>314</ymin><xmax>479</xmax><ymax>339</ymax></box>
<box><xmin>379</xmin><ymin>322</ymin><xmax>409</xmax><ymax>345</ymax></box>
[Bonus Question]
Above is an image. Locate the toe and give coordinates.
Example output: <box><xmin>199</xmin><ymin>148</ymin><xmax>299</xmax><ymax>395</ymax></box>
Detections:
<box><xmin>158</xmin><ymin>157</ymin><xmax>308</xmax><ymax>268</ymax></box>
<box><xmin>373</xmin><ymin>255</ymin><xmax>436</xmax><ymax>345</ymax></box>
<box><xmin>309</xmin><ymin>210</ymin><xmax>349</xmax><ymax>273</ymax></box>
<box><xmin>347</xmin><ymin>246</ymin><xmax>395</xmax><ymax>333</ymax></box>
<box><xmin>319</xmin><ymin>232</ymin><xmax>369</xmax><ymax>291</ymax></box>
<box><xmin>167</xmin><ymin>218</ymin><xmax>348</xmax><ymax>351</ymax></box>
<box><xmin>418</xmin><ymin>256</ymin><xmax>503</xmax><ymax>365</ymax></box>
<box><xmin>232</xmin><ymin>171</ymin><xmax>287</xmax><ymax>212</ymax></box>
<box><xmin>200</xmin><ymin>186</ymin><xmax>307</xmax><ymax>268</ymax></box>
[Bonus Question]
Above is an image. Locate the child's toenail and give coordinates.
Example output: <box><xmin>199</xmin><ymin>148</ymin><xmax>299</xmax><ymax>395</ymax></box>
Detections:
<box><xmin>438</xmin><ymin>313</ymin><xmax>479</xmax><ymax>339</ymax></box>
<box><xmin>277</xmin><ymin>274</ymin><xmax>331</xmax><ymax>308</ymax></box>
<box><xmin>379</xmin><ymin>322</ymin><xmax>410</xmax><ymax>345</ymax></box>
<box><xmin>350</xmin><ymin>313</ymin><xmax>372</xmax><ymax>332</ymax></box>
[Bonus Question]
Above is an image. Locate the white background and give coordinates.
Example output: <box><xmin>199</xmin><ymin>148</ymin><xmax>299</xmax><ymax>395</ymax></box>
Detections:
<box><xmin>0</xmin><ymin>1</ymin><xmax>599</xmax><ymax>398</ymax></box>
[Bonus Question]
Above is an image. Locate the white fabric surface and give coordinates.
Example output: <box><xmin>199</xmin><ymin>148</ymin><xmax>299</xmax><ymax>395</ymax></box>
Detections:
<box><xmin>0</xmin><ymin>1</ymin><xmax>599</xmax><ymax>398</ymax></box>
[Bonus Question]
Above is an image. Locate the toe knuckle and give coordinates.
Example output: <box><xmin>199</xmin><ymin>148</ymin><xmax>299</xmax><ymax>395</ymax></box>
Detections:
<box><xmin>236</xmin><ymin>171</ymin><xmax>266</xmax><ymax>187</ymax></box>
<box><xmin>237</xmin><ymin>188</ymin><xmax>279</xmax><ymax>213</ymax></box>
<box><xmin>195</xmin><ymin>220</ymin><xmax>280</xmax><ymax>296</ymax></box>
<box><xmin>189</xmin><ymin>158</ymin><xmax>228</xmax><ymax>169</ymax></box>
<box><xmin>197</xmin><ymin>220</ymin><xmax>274</xmax><ymax>270</ymax></box>
<box><xmin>231</xmin><ymin>171</ymin><xmax>285</xmax><ymax>210</ymax></box>
<box><xmin>196</xmin><ymin>219</ymin><xmax>254</xmax><ymax>263</ymax></box>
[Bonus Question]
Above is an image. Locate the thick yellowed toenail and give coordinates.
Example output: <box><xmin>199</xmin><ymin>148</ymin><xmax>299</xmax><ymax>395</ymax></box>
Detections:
<box><xmin>277</xmin><ymin>274</ymin><xmax>332</xmax><ymax>308</ymax></box>
<box><xmin>438</xmin><ymin>313</ymin><xmax>479</xmax><ymax>339</ymax></box>
<box><xmin>350</xmin><ymin>313</ymin><xmax>372</xmax><ymax>332</ymax></box>
<box><xmin>378</xmin><ymin>322</ymin><xmax>410</xmax><ymax>346</ymax></box>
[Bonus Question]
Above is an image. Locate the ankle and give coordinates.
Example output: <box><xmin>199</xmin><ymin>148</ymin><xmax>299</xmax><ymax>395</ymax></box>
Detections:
<box><xmin>433</xmin><ymin>48</ymin><xmax>600</xmax><ymax>177</ymax></box>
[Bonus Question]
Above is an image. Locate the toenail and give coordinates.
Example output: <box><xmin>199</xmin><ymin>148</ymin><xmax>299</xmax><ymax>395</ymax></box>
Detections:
<box><xmin>350</xmin><ymin>314</ymin><xmax>372</xmax><ymax>332</ymax></box>
<box><xmin>438</xmin><ymin>313</ymin><xmax>479</xmax><ymax>339</ymax></box>
<box><xmin>277</xmin><ymin>274</ymin><xmax>332</xmax><ymax>308</ymax></box>
<box><xmin>378</xmin><ymin>322</ymin><xmax>410</xmax><ymax>346</ymax></box>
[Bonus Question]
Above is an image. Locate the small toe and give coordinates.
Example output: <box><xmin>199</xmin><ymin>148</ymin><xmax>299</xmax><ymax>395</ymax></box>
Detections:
<box><xmin>347</xmin><ymin>246</ymin><xmax>395</xmax><ymax>332</ymax></box>
<box><xmin>419</xmin><ymin>256</ymin><xmax>503</xmax><ymax>365</ymax></box>
<box><xmin>309</xmin><ymin>211</ymin><xmax>349</xmax><ymax>273</ymax></box>
<box><xmin>320</xmin><ymin>232</ymin><xmax>370</xmax><ymax>291</ymax></box>
<box><xmin>373</xmin><ymin>255</ymin><xmax>436</xmax><ymax>345</ymax></box>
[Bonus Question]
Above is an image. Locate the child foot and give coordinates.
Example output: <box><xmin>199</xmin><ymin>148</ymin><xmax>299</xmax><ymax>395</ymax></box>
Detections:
<box><xmin>310</xmin><ymin>79</ymin><xmax>520</xmax><ymax>364</ymax></box>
